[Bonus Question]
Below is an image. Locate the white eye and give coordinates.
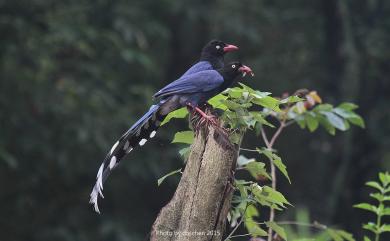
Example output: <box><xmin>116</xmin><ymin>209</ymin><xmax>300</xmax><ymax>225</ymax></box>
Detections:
<box><xmin>216</xmin><ymin>45</ymin><xmax>221</xmax><ymax>49</ymax></box>
<box><xmin>232</xmin><ymin>64</ymin><xmax>236</xmax><ymax>68</ymax></box>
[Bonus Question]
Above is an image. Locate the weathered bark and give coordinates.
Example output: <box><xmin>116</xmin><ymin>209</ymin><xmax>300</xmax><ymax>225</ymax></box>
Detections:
<box><xmin>150</xmin><ymin>126</ymin><xmax>239</xmax><ymax>241</ymax></box>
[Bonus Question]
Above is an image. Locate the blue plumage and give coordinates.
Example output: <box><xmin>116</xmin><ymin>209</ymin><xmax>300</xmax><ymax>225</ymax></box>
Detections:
<box><xmin>89</xmin><ymin>40</ymin><xmax>241</xmax><ymax>213</ymax></box>
<box><xmin>153</xmin><ymin>70</ymin><xmax>224</xmax><ymax>100</ymax></box>
<box><xmin>181</xmin><ymin>61</ymin><xmax>213</xmax><ymax>76</ymax></box>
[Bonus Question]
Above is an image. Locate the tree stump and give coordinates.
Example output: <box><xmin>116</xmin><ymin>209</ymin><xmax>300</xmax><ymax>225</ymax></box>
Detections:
<box><xmin>150</xmin><ymin>126</ymin><xmax>239</xmax><ymax>241</ymax></box>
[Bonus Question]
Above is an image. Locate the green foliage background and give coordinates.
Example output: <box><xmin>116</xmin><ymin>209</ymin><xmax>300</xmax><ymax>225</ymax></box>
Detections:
<box><xmin>0</xmin><ymin>0</ymin><xmax>389</xmax><ymax>240</ymax></box>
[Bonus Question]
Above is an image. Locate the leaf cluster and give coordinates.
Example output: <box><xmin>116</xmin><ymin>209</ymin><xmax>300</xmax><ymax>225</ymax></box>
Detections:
<box><xmin>354</xmin><ymin>172</ymin><xmax>390</xmax><ymax>241</ymax></box>
<box><xmin>159</xmin><ymin>84</ymin><xmax>365</xmax><ymax>241</ymax></box>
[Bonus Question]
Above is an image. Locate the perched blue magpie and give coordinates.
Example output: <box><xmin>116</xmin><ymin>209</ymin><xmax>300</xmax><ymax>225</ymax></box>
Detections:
<box><xmin>181</xmin><ymin>40</ymin><xmax>238</xmax><ymax>76</ymax></box>
<box><xmin>89</xmin><ymin>45</ymin><xmax>248</xmax><ymax>214</ymax></box>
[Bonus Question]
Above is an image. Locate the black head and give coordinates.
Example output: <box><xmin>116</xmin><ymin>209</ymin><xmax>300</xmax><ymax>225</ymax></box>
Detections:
<box><xmin>219</xmin><ymin>61</ymin><xmax>254</xmax><ymax>80</ymax></box>
<box><xmin>201</xmin><ymin>40</ymin><xmax>239</xmax><ymax>57</ymax></box>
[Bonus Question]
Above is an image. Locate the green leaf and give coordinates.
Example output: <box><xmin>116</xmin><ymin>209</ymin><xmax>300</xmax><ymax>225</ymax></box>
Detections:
<box><xmin>317</xmin><ymin>115</ymin><xmax>336</xmax><ymax>135</ymax></box>
<box><xmin>178</xmin><ymin>147</ymin><xmax>191</xmax><ymax>160</ymax></box>
<box><xmin>379</xmin><ymin>172</ymin><xmax>390</xmax><ymax>187</ymax></box>
<box><xmin>157</xmin><ymin>168</ymin><xmax>181</xmax><ymax>186</ymax></box>
<box><xmin>354</xmin><ymin>203</ymin><xmax>377</xmax><ymax>213</ymax></box>
<box><xmin>335</xmin><ymin>230</ymin><xmax>355</xmax><ymax>241</ymax></box>
<box><xmin>382</xmin><ymin>208</ymin><xmax>390</xmax><ymax>216</ymax></box>
<box><xmin>266</xmin><ymin>221</ymin><xmax>287</xmax><ymax>240</ymax></box>
<box><xmin>252</xmin><ymin>96</ymin><xmax>281</xmax><ymax>112</ymax></box>
<box><xmin>245</xmin><ymin>204</ymin><xmax>259</xmax><ymax>217</ymax></box>
<box><xmin>369</xmin><ymin>193</ymin><xmax>384</xmax><ymax>202</ymax></box>
<box><xmin>161</xmin><ymin>107</ymin><xmax>188</xmax><ymax>126</ymax></box>
<box><xmin>380</xmin><ymin>224</ymin><xmax>390</xmax><ymax>232</ymax></box>
<box><xmin>263</xmin><ymin>186</ymin><xmax>291</xmax><ymax>206</ymax></box>
<box><xmin>250</xmin><ymin>183</ymin><xmax>263</xmax><ymax>198</ymax></box>
<box><xmin>296</xmin><ymin>118</ymin><xmax>306</xmax><ymax>129</ymax></box>
<box><xmin>364</xmin><ymin>236</ymin><xmax>371</xmax><ymax>241</ymax></box>
<box><xmin>366</xmin><ymin>181</ymin><xmax>384</xmax><ymax>192</ymax></box>
<box><xmin>236</xmin><ymin>183</ymin><xmax>248</xmax><ymax>198</ymax></box>
<box><xmin>326</xmin><ymin>229</ymin><xmax>343</xmax><ymax>241</ymax></box>
<box><xmin>229</xmin><ymin>131</ymin><xmax>242</xmax><ymax>144</ymax></box>
<box><xmin>238</xmin><ymin>82</ymin><xmax>255</xmax><ymax>92</ymax></box>
<box><xmin>363</xmin><ymin>222</ymin><xmax>377</xmax><ymax>233</ymax></box>
<box><xmin>207</xmin><ymin>94</ymin><xmax>228</xmax><ymax>110</ymax></box>
<box><xmin>273</xmin><ymin>155</ymin><xmax>291</xmax><ymax>184</ymax></box>
<box><xmin>280</xmin><ymin>96</ymin><xmax>304</xmax><ymax>104</ymax></box>
<box><xmin>172</xmin><ymin>131</ymin><xmax>194</xmax><ymax>144</ymax></box>
<box><xmin>332</xmin><ymin>108</ymin><xmax>356</xmax><ymax>118</ymax></box>
<box><xmin>321</xmin><ymin>111</ymin><xmax>347</xmax><ymax>131</ymax></box>
<box><xmin>220</xmin><ymin>99</ymin><xmax>243</xmax><ymax>110</ymax></box>
<box><xmin>245</xmin><ymin>161</ymin><xmax>271</xmax><ymax>180</ymax></box>
<box><xmin>347</xmin><ymin>115</ymin><xmax>365</xmax><ymax>128</ymax></box>
<box><xmin>246</xmin><ymin>222</ymin><xmax>268</xmax><ymax>237</ymax></box>
<box><xmin>305</xmin><ymin>113</ymin><xmax>319</xmax><ymax>132</ymax></box>
<box><xmin>332</xmin><ymin>108</ymin><xmax>365</xmax><ymax>128</ymax></box>
<box><xmin>258</xmin><ymin>148</ymin><xmax>291</xmax><ymax>183</ymax></box>
<box><xmin>252</xmin><ymin>90</ymin><xmax>272</xmax><ymax>98</ymax></box>
<box><xmin>338</xmin><ymin>102</ymin><xmax>358</xmax><ymax>111</ymax></box>
<box><xmin>244</xmin><ymin>204</ymin><xmax>267</xmax><ymax>237</ymax></box>
<box><xmin>250</xmin><ymin>112</ymin><xmax>275</xmax><ymax>128</ymax></box>
<box><xmin>241</xmin><ymin>115</ymin><xmax>257</xmax><ymax>128</ymax></box>
<box><xmin>226</xmin><ymin>87</ymin><xmax>244</xmax><ymax>98</ymax></box>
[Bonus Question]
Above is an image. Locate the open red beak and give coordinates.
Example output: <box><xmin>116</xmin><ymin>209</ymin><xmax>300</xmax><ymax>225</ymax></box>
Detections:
<box><xmin>238</xmin><ymin>65</ymin><xmax>254</xmax><ymax>77</ymax></box>
<box><xmin>223</xmin><ymin>44</ymin><xmax>239</xmax><ymax>52</ymax></box>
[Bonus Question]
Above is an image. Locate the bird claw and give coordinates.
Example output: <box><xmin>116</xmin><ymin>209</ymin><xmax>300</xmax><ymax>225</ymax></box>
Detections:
<box><xmin>188</xmin><ymin>104</ymin><xmax>230</xmax><ymax>135</ymax></box>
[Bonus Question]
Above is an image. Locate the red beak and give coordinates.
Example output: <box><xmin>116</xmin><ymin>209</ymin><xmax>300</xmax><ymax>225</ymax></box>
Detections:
<box><xmin>238</xmin><ymin>65</ymin><xmax>254</xmax><ymax>77</ymax></box>
<box><xmin>223</xmin><ymin>44</ymin><xmax>239</xmax><ymax>52</ymax></box>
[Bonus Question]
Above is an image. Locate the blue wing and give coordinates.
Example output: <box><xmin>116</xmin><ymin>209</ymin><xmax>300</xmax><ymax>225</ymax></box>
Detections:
<box><xmin>153</xmin><ymin>70</ymin><xmax>224</xmax><ymax>99</ymax></box>
<box><xmin>181</xmin><ymin>61</ymin><xmax>212</xmax><ymax>76</ymax></box>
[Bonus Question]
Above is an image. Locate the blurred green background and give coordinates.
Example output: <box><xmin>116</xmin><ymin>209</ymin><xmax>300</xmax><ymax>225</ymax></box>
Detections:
<box><xmin>0</xmin><ymin>0</ymin><xmax>389</xmax><ymax>240</ymax></box>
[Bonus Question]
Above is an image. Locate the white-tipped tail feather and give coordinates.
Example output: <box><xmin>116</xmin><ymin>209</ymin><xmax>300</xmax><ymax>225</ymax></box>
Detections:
<box><xmin>90</xmin><ymin>162</ymin><xmax>106</xmax><ymax>213</ymax></box>
<box><xmin>110</xmin><ymin>141</ymin><xmax>119</xmax><ymax>155</ymax></box>
<box><xmin>139</xmin><ymin>138</ymin><xmax>147</xmax><ymax>146</ymax></box>
<box><xmin>89</xmin><ymin>103</ymin><xmax>167</xmax><ymax>213</ymax></box>
<box><xmin>109</xmin><ymin>156</ymin><xmax>117</xmax><ymax>169</ymax></box>
<box><xmin>89</xmin><ymin>184</ymin><xmax>102</xmax><ymax>213</ymax></box>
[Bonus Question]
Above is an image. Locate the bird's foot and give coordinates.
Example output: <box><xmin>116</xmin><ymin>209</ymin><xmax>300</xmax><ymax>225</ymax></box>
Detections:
<box><xmin>187</xmin><ymin>104</ymin><xmax>230</xmax><ymax>135</ymax></box>
<box><xmin>194</xmin><ymin>107</ymin><xmax>220</xmax><ymax>127</ymax></box>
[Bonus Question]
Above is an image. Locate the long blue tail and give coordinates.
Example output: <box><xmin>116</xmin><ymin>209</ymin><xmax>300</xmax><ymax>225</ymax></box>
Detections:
<box><xmin>89</xmin><ymin>103</ymin><xmax>166</xmax><ymax>213</ymax></box>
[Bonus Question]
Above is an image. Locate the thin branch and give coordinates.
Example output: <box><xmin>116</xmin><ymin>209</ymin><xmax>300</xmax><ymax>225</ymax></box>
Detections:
<box><xmin>269</xmin><ymin>121</ymin><xmax>285</xmax><ymax>148</ymax></box>
<box><xmin>260</xmin><ymin>126</ymin><xmax>270</xmax><ymax>147</ymax></box>
<box><xmin>284</xmin><ymin>120</ymin><xmax>295</xmax><ymax>127</ymax></box>
<box><xmin>228</xmin><ymin>233</ymin><xmax>252</xmax><ymax>239</ymax></box>
<box><xmin>239</xmin><ymin>148</ymin><xmax>258</xmax><ymax>152</ymax></box>
<box><xmin>266</xmin><ymin>120</ymin><xmax>286</xmax><ymax>241</ymax></box>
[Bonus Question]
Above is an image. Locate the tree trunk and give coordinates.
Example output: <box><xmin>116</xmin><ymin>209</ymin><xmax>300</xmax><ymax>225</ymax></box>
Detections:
<box><xmin>150</xmin><ymin>126</ymin><xmax>239</xmax><ymax>241</ymax></box>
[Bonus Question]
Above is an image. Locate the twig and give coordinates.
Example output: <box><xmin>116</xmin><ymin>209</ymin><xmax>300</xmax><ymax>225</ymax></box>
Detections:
<box><xmin>269</xmin><ymin>121</ymin><xmax>285</xmax><ymax>148</ymax></box>
<box><xmin>264</xmin><ymin>120</ymin><xmax>286</xmax><ymax>241</ymax></box>
<box><xmin>284</xmin><ymin>120</ymin><xmax>295</xmax><ymax>127</ymax></box>
<box><xmin>239</xmin><ymin>148</ymin><xmax>258</xmax><ymax>152</ymax></box>
<box><xmin>260</xmin><ymin>126</ymin><xmax>270</xmax><ymax>147</ymax></box>
<box><xmin>228</xmin><ymin>233</ymin><xmax>252</xmax><ymax>239</ymax></box>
